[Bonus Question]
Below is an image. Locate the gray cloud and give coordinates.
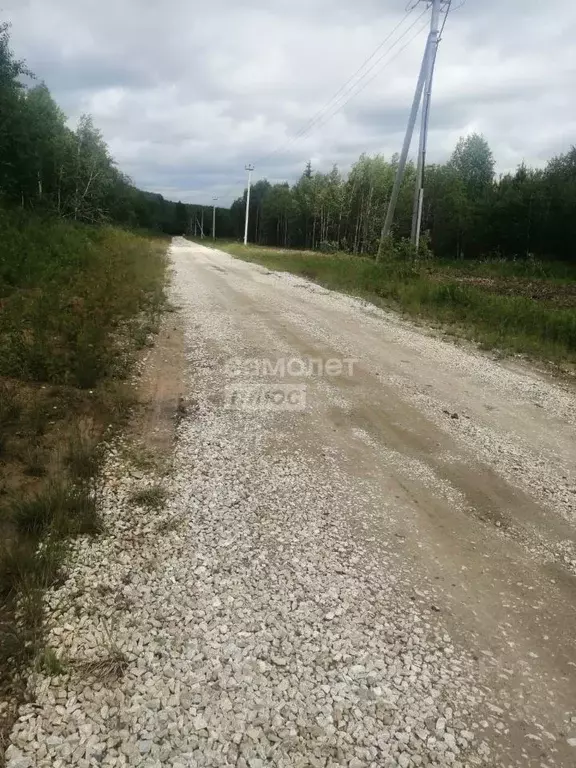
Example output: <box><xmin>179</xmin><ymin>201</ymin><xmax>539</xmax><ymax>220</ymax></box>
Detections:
<box><xmin>4</xmin><ymin>0</ymin><xmax>576</xmax><ymax>204</ymax></box>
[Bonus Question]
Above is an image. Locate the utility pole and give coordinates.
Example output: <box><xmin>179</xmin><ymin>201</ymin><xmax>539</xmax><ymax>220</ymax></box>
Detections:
<box><xmin>411</xmin><ymin>0</ymin><xmax>445</xmax><ymax>248</ymax></box>
<box><xmin>378</xmin><ymin>0</ymin><xmax>448</xmax><ymax>258</ymax></box>
<box><xmin>212</xmin><ymin>197</ymin><xmax>218</xmax><ymax>240</ymax></box>
<box><xmin>244</xmin><ymin>164</ymin><xmax>254</xmax><ymax>245</ymax></box>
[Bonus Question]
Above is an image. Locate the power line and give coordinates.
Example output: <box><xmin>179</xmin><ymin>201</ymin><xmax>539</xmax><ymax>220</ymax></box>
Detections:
<box><xmin>439</xmin><ymin>0</ymin><xmax>453</xmax><ymax>37</ymax></box>
<box><xmin>300</xmin><ymin>17</ymin><xmax>429</xmax><ymax>146</ymax></box>
<box><xmin>380</xmin><ymin>0</ymin><xmax>451</xmax><ymax>252</ymax></box>
<box><xmin>216</xmin><ymin>4</ymin><xmax>433</xmax><ymax>205</ymax></box>
<box><xmin>259</xmin><ymin>5</ymin><xmax>424</xmax><ymax>166</ymax></box>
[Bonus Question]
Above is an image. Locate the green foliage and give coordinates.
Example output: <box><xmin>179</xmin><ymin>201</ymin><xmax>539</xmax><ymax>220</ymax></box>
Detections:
<box><xmin>448</xmin><ymin>133</ymin><xmax>495</xmax><ymax>199</ymax></box>
<box><xmin>0</xmin><ymin>24</ymin><xmax>227</xmax><ymax>236</ymax></box>
<box><xmin>64</xmin><ymin>424</ymin><xmax>103</xmax><ymax>482</ymax></box>
<box><xmin>11</xmin><ymin>483</ymin><xmax>101</xmax><ymax>538</ymax></box>
<box><xmin>221</xmin><ymin>243</ymin><xmax>576</xmax><ymax>364</ymax></box>
<box><xmin>0</xmin><ymin>28</ymin><xmax>175</xmax><ymax>735</ymax></box>
<box><xmin>35</xmin><ymin>647</ymin><xmax>67</xmax><ymax>676</ymax></box>
<box><xmin>0</xmin><ymin>211</ymin><xmax>167</xmax><ymax>388</ymax></box>
<box><xmin>226</xmin><ymin>131</ymin><xmax>576</xmax><ymax>268</ymax></box>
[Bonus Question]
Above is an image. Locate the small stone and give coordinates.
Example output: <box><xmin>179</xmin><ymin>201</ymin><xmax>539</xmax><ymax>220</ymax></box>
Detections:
<box><xmin>7</xmin><ymin>759</ymin><xmax>33</xmax><ymax>768</ymax></box>
<box><xmin>567</xmin><ymin>737</ymin><xmax>576</xmax><ymax>747</ymax></box>
<box><xmin>5</xmin><ymin>747</ymin><xmax>32</xmax><ymax>768</ymax></box>
<box><xmin>138</xmin><ymin>740</ymin><xmax>152</xmax><ymax>754</ymax></box>
<box><xmin>193</xmin><ymin>714</ymin><xmax>208</xmax><ymax>731</ymax></box>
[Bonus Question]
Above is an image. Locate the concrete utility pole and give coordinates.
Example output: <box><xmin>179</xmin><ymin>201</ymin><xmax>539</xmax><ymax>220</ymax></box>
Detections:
<box><xmin>212</xmin><ymin>197</ymin><xmax>218</xmax><ymax>240</ymax></box>
<box><xmin>411</xmin><ymin>0</ymin><xmax>444</xmax><ymax>248</ymax></box>
<box><xmin>244</xmin><ymin>164</ymin><xmax>254</xmax><ymax>245</ymax></box>
<box><xmin>378</xmin><ymin>0</ymin><xmax>448</xmax><ymax>258</ymax></box>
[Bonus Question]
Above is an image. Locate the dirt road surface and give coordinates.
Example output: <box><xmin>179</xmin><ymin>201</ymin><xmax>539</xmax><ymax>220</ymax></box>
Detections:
<box><xmin>7</xmin><ymin>238</ymin><xmax>576</xmax><ymax>768</ymax></box>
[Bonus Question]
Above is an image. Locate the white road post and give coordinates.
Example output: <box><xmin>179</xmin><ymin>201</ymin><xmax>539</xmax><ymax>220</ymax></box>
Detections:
<box><xmin>212</xmin><ymin>197</ymin><xmax>218</xmax><ymax>240</ymax></box>
<box><xmin>244</xmin><ymin>164</ymin><xmax>254</xmax><ymax>245</ymax></box>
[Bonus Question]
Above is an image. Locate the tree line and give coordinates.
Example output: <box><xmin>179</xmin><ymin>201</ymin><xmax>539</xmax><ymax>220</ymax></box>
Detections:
<box><xmin>3</xmin><ymin>18</ymin><xmax>575</xmax><ymax>262</ymax></box>
<box><xmin>0</xmin><ymin>23</ymin><xmax>227</xmax><ymax>236</ymax></box>
<box><xmin>230</xmin><ymin>135</ymin><xmax>576</xmax><ymax>263</ymax></box>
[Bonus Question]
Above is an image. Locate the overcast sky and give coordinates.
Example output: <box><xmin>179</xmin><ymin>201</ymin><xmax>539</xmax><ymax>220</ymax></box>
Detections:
<box><xmin>4</xmin><ymin>0</ymin><xmax>576</xmax><ymax>205</ymax></box>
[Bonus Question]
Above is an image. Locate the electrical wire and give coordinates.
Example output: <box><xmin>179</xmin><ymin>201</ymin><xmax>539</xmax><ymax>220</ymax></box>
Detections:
<box><xmin>260</xmin><ymin>8</ymin><xmax>428</xmax><ymax>167</ymax></box>
<box><xmin>218</xmin><ymin>3</ymin><xmax>437</xmax><ymax>203</ymax></box>
<box><xmin>439</xmin><ymin>0</ymin><xmax>452</xmax><ymax>39</ymax></box>
<box><xmin>258</xmin><ymin>5</ymin><xmax>423</xmax><ymax>166</ymax></box>
<box><xmin>271</xmin><ymin>0</ymin><xmax>456</xmax><ymax>164</ymax></box>
<box><xmin>265</xmin><ymin>15</ymin><xmax>429</xmax><ymax>164</ymax></box>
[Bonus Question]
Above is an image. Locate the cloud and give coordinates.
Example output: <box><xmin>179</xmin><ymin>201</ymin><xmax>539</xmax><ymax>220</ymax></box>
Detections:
<box><xmin>4</xmin><ymin>0</ymin><xmax>576</xmax><ymax>204</ymax></box>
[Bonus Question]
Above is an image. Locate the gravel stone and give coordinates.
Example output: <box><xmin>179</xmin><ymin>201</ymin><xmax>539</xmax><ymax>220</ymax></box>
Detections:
<box><xmin>8</xmin><ymin>239</ymin><xmax>572</xmax><ymax>767</ymax></box>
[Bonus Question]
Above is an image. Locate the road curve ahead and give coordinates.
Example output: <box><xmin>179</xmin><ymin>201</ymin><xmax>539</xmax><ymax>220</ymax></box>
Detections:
<box><xmin>8</xmin><ymin>238</ymin><xmax>576</xmax><ymax>768</ymax></box>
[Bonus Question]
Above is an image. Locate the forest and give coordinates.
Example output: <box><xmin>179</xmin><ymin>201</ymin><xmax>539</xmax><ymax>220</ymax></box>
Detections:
<box><xmin>0</xmin><ymin>22</ymin><xmax>223</xmax><ymax>237</ymax></box>
<box><xmin>230</xmin><ymin>138</ymin><xmax>576</xmax><ymax>264</ymax></box>
<box><xmin>3</xmin><ymin>14</ymin><xmax>575</xmax><ymax>265</ymax></box>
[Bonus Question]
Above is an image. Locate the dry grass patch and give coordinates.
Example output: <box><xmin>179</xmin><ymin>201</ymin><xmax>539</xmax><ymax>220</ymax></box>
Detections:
<box><xmin>130</xmin><ymin>485</ymin><xmax>169</xmax><ymax>511</ymax></box>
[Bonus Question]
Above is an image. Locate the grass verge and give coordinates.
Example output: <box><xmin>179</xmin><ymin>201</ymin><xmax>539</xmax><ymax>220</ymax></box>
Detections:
<box><xmin>0</xmin><ymin>212</ymin><xmax>169</xmax><ymax>760</ymax></box>
<box><xmin>214</xmin><ymin>241</ymin><xmax>576</xmax><ymax>367</ymax></box>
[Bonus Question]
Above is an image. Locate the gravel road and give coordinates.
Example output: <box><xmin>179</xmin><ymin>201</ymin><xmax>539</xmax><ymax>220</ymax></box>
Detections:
<box><xmin>6</xmin><ymin>238</ymin><xmax>576</xmax><ymax>768</ymax></box>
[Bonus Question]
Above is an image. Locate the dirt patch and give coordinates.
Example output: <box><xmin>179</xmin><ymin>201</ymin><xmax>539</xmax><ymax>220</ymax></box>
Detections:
<box><xmin>127</xmin><ymin>312</ymin><xmax>186</xmax><ymax>469</ymax></box>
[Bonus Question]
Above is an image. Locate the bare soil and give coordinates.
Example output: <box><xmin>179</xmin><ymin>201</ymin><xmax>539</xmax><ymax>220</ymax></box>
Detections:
<box><xmin>128</xmin><ymin>311</ymin><xmax>187</xmax><ymax>464</ymax></box>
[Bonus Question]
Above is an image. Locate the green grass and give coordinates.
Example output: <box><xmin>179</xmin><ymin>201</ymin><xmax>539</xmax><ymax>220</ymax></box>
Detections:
<box><xmin>35</xmin><ymin>647</ymin><xmax>67</xmax><ymax>677</ymax></box>
<box><xmin>11</xmin><ymin>483</ymin><xmax>102</xmax><ymax>538</ymax></box>
<box><xmin>0</xmin><ymin>208</ymin><xmax>169</xmax><ymax>746</ymax></box>
<box><xmin>215</xmin><ymin>241</ymin><xmax>576</xmax><ymax>365</ymax></box>
<box><xmin>0</xmin><ymin>210</ymin><xmax>168</xmax><ymax>388</ymax></box>
<box><xmin>64</xmin><ymin>423</ymin><xmax>104</xmax><ymax>482</ymax></box>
